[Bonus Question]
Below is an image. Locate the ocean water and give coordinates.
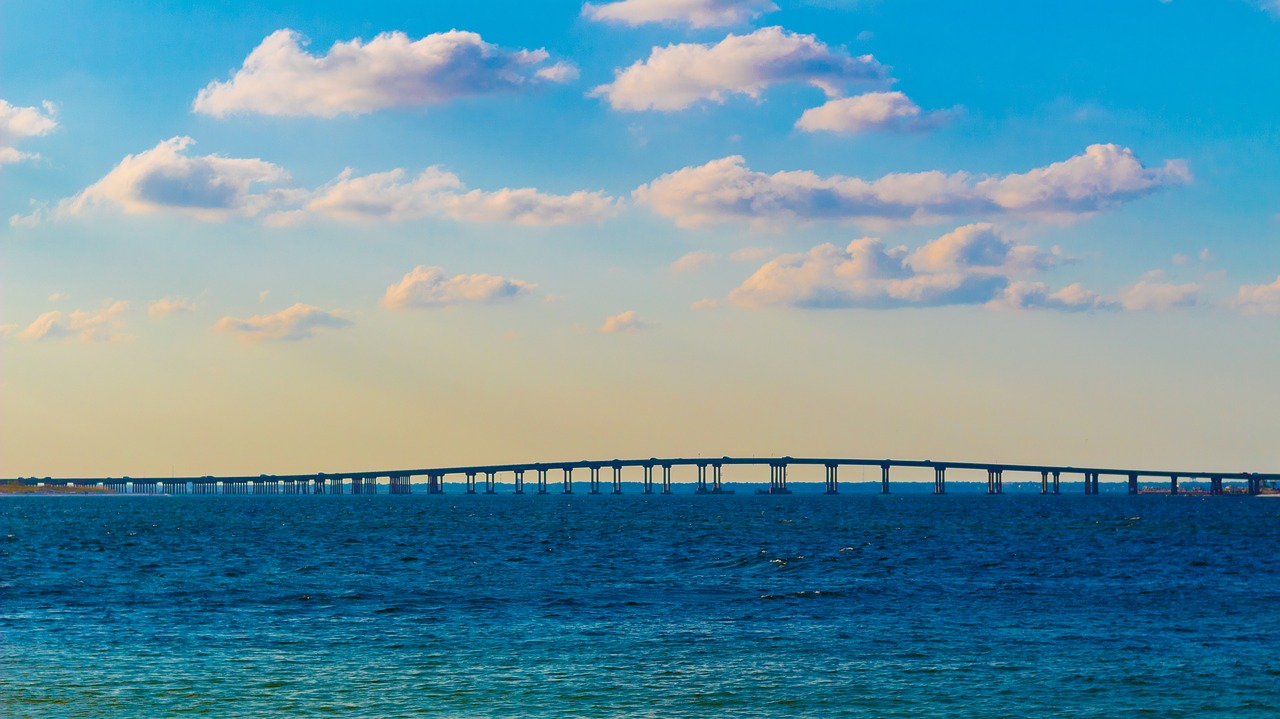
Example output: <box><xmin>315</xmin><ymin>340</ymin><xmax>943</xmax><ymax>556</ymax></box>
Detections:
<box><xmin>1</xmin><ymin>493</ymin><xmax>1277</xmax><ymax>718</ymax></box>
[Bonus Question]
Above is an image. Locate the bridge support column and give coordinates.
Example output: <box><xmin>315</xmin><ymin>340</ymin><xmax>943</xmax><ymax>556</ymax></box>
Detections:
<box><xmin>537</xmin><ymin>469</ymin><xmax>548</xmax><ymax>495</ymax></box>
<box><xmin>881</xmin><ymin>464</ymin><xmax>890</xmax><ymax>494</ymax></box>
<box><xmin>1249</xmin><ymin>476</ymin><xmax>1262</xmax><ymax>495</ymax></box>
<box><xmin>1041</xmin><ymin>471</ymin><xmax>1048</xmax><ymax>494</ymax></box>
<box><xmin>661</xmin><ymin>465</ymin><xmax>672</xmax><ymax>494</ymax></box>
<box><xmin>563</xmin><ymin>467</ymin><xmax>573</xmax><ymax>494</ymax></box>
<box><xmin>612</xmin><ymin>465</ymin><xmax>622</xmax><ymax>494</ymax></box>
<box><xmin>1170</xmin><ymin>475</ymin><xmax>1179</xmax><ymax>495</ymax></box>
<box><xmin>825</xmin><ymin>465</ymin><xmax>838</xmax><ymax>494</ymax></box>
<box><xmin>465</xmin><ymin>472</ymin><xmax>476</xmax><ymax>495</ymax></box>
<box><xmin>1210</xmin><ymin>476</ymin><xmax>1223</xmax><ymax>496</ymax></box>
<box><xmin>934</xmin><ymin>467</ymin><xmax>946</xmax><ymax>495</ymax></box>
<box><xmin>485</xmin><ymin>472</ymin><xmax>496</xmax><ymax>494</ymax></box>
<box><xmin>642</xmin><ymin>465</ymin><xmax>653</xmax><ymax>494</ymax></box>
<box><xmin>768</xmin><ymin>464</ymin><xmax>791</xmax><ymax>494</ymax></box>
<box><xmin>514</xmin><ymin>470</ymin><xmax>525</xmax><ymax>495</ymax></box>
<box><xmin>1083</xmin><ymin>472</ymin><xmax>1094</xmax><ymax>495</ymax></box>
<box><xmin>590</xmin><ymin>467</ymin><xmax>601</xmax><ymax>495</ymax></box>
<box><xmin>1128</xmin><ymin>473</ymin><xmax>1138</xmax><ymax>495</ymax></box>
<box><xmin>712</xmin><ymin>464</ymin><xmax>723</xmax><ymax>493</ymax></box>
<box><xmin>429</xmin><ymin>473</ymin><xmax>445</xmax><ymax>494</ymax></box>
<box><xmin>696</xmin><ymin>464</ymin><xmax>708</xmax><ymax>494</ymax></box>
<box><xmin>1052</xmin><ymin>471</ymin><xmax>1060</xmax><ymax>494</ymax></box>
<box><xmin>1093</xmin><ymin>473</ymin><xmax>1101</xmax><ymax>494</ymax></box>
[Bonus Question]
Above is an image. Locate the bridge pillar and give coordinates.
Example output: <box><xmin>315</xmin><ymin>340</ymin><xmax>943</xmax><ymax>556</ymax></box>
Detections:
<box><xmin>696</xmin><ymin>464</ymin><xmax>708</xmax><ymax>494</ymax></box>
<box><xmin>1093</xmin><ymin>473</ymin><xmax>1101</xmax><ymax>494</ymax></box>
<box><xmin>661</xmin><ymin>464</ymin><xmax>672</xmax><ymax>494</ymax></box>
<box><xmin>590</xmin><ymin>467</ymin><xmax>601</xmax><ymax>495</ymax></box>
<box><xmin>1210</xmin><ymin>476</ymin><xmax>1223</xmax><ymax>496</ymax></box>
<box><xmin>485</xmin><ymin>472</ymin><xmax>496</xmax><ymax>494</ymax></box>
<box><xmin>712</xmin><ymin>463</ymin><xmax>723</xmax><ymax>493</ymax></box>
<box><xmin>563</xmin><ymin>467</ymin><xmax>573</xmax><ymax>494</ymax></box>
<box><xmin>465</xmin><ymin>472</ymin><xmax>476</xmax><ymax>495</ymax></box>
<box><xmin>987</xmin><ymin>469</ymin><xmax>997</xmax><ymax>495</ymax></box>
<box><xmin>768</xmin><ymin>464</ymin><xmax>791</xmax><ymax>494</ymax></box>
<box><xmin>881</xmin><ymin>464</ymin><xmax>890</xmax><ymax>494</ymax></box>
<box><xmin>1170</xmin><ymin>475</ymin><xmax>1179</xmax><ymax>495</ymax></box>
<box><xmin>825</xmin><ymin>464</ymin><xmax>838</xmax><ymax>494</ymax></box>
<box><xmin>933</xmin><ymin>467</ymin><xmax>946</xmax><ymax>495</ymax></box>
<box><xmin>1128</xmin><ymin>473</ymin><xmax>1139</xmax><ymax>495</ymax></box>
<box><xmin>1040</xmin><ymin>471</ymin><xmax>1048</xmax><ymax>495</ymax></box>
<box><xmin>1083</xmin><ymin>472</ymin><xmax>1093</xmax><ymax>495</ymax></box>
<box><xmin>514</xmin><ymin>470</ymin><xmax>525</xmax><ymax>495</ymax></box>
<box><xmin>1250</xmin><ymin>476</ymin><xmax>1262</xmax><ymax>495</ymax></box>
<box><xmin>642</xmin><ymin>465</ymin><xmax>653</xmax><ymax>494</ymax></box>
<box><xmin>537</xmin><ymin>469</ymin><xmax>548</xmax><ymax>495</ymax></box>
<box><xmin>1052</xmin><ymin>471</ymin><xmax>1060</xmax><ymax>494</ymax></box>
<box><xmin>429</xmin><ymin>473</ymin><xmax>445</xmax><ymax>494</ymax></box>
<box><xmin>612</xmin><ymin>465</ymin><xmax>623</xmax><ymax>494</ymax></box>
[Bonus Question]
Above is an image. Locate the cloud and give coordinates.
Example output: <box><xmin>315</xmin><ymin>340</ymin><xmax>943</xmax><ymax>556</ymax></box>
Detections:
<box><xmin>990</xmin><ymin>281</ymin><xmax>1117</xmax><ymax>312</ymax></box>
<box><xmin>214</xmin><ymin>303</ymin><xmax>352</xmax><ymax>341</ymax></box>
<box><xmin>635</xmin><ymin>144</ymin><xmax>1189</xmax><ymax>228</ymax></box>
<box><xmin>0</xmin><ymin>99</ymin><xmax>57</xmax><ymax>167</ymax></box>
<box><xmin>18</xmin><ymin>301</ymin><xmax>130</xmax><ymax>342</ymax></box>
<box><xmin>729</xmin><ymin>246</ymin><xmax>772</xmax><ymax>261</ymax></box>
<box><xmin>149</xmin><ymin>297</ymin><xmax>197</xmax><ymax>317</ymax></box>
<box><xmin>17</xmin><ymin>138</ymin><xmax>617</xmax><ymax>227</ymax></box>
<box><xmin>294</xmin><ymin>166</ymin><xmax>619</xmax><ymax>225</ymax></box>
<box><xmin>1118</xmin><ymin>271</ymin><xmax>1200</xmax><ymax>311</ymax></box>
<box><xmin>692</xmin><ymin>298</ymin><xmax>723</xmax><ymax>309</ymax></box>
<box><xmin>381</xmin><ymin>266</ymin><xmax>537</xmax><ymax>309</ymax></box>
<box><xmin>582</xmin><ymin>0</ymin><xmax>778</xmax><ymax>28</ymax></box>
<box><xmin>670</xmin><ymin>250</ymin><xmax>719</xmax><ymax>272</ymax></box>
<box><xmin>18</xmin><ymin>137</ymin><xmax>292</xmax><ymax>224</ymax></box>
<box><xmin>592</xmin><ymin>27</ymin><xmax>887</xmax><ymax>111</ymax></box>
<box><xmin>1227</xmin><ymin>275</ymin><xmax>1280</xmax><ymax>314</ymax></box>
<box><xmin>600</xmin><ymin>310</ymin><xmax>650</xmax><ymax>333</ymax></box>
<box><xmin>796</xmin><ymin>91</ymin><xmax>955</xmax><ymax>135</ymax></box>
<box><xmin>194</xmin><ymin>29</ymin><xmax>576</xmax><ymax>118</ymax></box>
<box><xmin>729</xmin><ymin>224</ymin><xmax>1071</xmax><ymax>310</ymax></box>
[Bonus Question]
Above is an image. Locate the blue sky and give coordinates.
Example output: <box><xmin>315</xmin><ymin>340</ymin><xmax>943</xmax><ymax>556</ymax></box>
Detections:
<box><xmin>3</xmin><ymin>0</ymin><xmax>1280</xmax><ymax>478</ymax></box>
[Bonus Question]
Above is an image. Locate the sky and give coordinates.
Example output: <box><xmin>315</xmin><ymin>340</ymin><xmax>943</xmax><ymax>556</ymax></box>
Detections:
<box><xmin>3</xmin><ymin>0</ymin><xmax>1280</xmax><ymax>480</ymax></box>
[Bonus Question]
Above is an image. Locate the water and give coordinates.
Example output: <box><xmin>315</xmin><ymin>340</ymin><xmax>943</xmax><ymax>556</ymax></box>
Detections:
<box><xmin>1</xmin><ymin>494</ymin><xmax>1277</xmax><ymax>718</ymax></box>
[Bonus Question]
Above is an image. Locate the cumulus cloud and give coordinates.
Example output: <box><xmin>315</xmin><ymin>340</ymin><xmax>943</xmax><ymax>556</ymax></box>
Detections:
<box><xmin>294</xmin><ymin>166</ymin><xmax>618</xmax><ymax>225</ymax></box>
<box><xmin>990</xmin><ymin>281</ymin><xmax>1117</xmax><ymax>312</ymax></box>
<box><xmin>1</xmin><ymin>99</ymin><xmax>57</xmax><ymax>167</ymax></box>
<box><xmin>148</xmin><ymin>297</ymin><xmax>197</xmax><ymax>317</ymax></box>
<box><xmin>600</xmin><ymin>310</ymin><xmax>650</xmax><ymax>333</ymax></box>
<box><xmin>592</xmin><ymin>27</ymin><xmax>887</xmax><ymax>111</ymax></box>
<box><xmin>16</xmin><ymin>138</ymin><xmax>618</xmax><ymax>227</ymax></box>
<box><xmin>1118</xmin><ymin>271</ymin><xmax>1200</xmax><ymax>311</ymax></box>
<box><xmin>635</xmin><ymin>144</ymin><xmax>1189</xmax><ymax>228</ymax></box>
<box><xmin>194</xmin><ymin>29</ymin><xmax>576</xmax><ymax>118</ymax></box>
<box><xmin>583</xmin><ymin>0</ymin><xmax>778</xmax><ymax>28</ymax></box>
<box><xmin>728</xmin><ymin>224</ymin><xmax>1083</xmax><ymax>310</ymax></box>
<box><xmin>214</xmin><ymin>303</ymin><xmax>352</xmax><ymax>341</ymax></box>
<box><xmin>381</xmin><ymin>266</ymin><xmax>537</xmax><ymax>309</ymax></box>
<box><xmin>796</xmin><ymin>91</ymin><xmax>954</xmax><ymax>135</ymax></box>
<box><xmin>18</xmin><ymin>301</ymin><xmax>130</xmax><ymax>342</ymax></box>
<box><xmin>1230</xmin><ymin>275</ymin><xmax>1280</xmax><ymax>314</ymax></box>
<box><xmin>16</xmin><ymin>137</ymin><xmax>293</xmax><ymax>224</ymax></box>
<box><xmin>670</xmin><ymin>250</ymin><xmax>719</xmax><ymax>272</ymax></box>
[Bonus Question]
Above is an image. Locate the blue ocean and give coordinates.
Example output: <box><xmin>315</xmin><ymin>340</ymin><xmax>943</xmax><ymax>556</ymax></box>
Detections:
<box><xmin>2</xmin><ymin>492</ymin><xmax>1277</xmax><ymax>717</ymax></box>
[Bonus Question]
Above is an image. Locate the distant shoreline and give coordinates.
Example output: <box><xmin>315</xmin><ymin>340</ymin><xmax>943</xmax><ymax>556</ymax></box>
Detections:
<box><xmin>0</xmin><ymin>484</ymin><xmax>115</xmax><ymax>495</ymax></box>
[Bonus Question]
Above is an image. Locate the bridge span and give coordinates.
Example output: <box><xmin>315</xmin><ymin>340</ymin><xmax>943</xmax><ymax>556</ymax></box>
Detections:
<box><xmin>11</xmin><ymin>456</ymin><xmax>1279</xmax><ymax>496</ymax></box>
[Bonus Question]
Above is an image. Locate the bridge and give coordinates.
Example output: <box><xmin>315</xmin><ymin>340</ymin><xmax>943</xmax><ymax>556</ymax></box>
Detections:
<box><xmin>11</xmin><ymin>456</ymin><xmax>1279</xmax><ymax>496</ymax></box>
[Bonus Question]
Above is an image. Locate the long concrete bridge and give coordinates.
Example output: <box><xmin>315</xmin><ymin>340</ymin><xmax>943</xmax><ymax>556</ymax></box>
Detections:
<box><xmin>11</xmin><ymin>456</ymin><xmax>1279</xmax><ymax>496</ymax></box>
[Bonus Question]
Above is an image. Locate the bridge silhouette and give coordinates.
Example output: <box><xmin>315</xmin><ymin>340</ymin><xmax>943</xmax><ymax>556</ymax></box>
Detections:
<box><xmin>12</xmin><ymin>456</ymin><xmax>1278</xmax><ymax>496</ymax></box>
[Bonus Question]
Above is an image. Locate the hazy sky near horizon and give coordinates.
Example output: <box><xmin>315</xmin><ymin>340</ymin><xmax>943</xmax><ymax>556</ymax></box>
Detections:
<box><xmin>4</xmin><ymin>0</ymin><xmax>1280</xmax><ymax>478</ymax></box>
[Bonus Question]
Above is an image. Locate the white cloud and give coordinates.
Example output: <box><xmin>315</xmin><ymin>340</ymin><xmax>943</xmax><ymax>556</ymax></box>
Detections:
<box><xmin>583</xmin><ymin>0</ymin><xmax>778</xmax><ymax>28</ymax></box>
<box><xmin>691</xmin><ymin>298</ymin><xmax>723</xmax><ymax>309</ymax></box>
<box><xmin>796</xmin><ymin>91</ymin><xmax>954</xmax><ymax>135</ymax></box>
<box><xmin>730</xmin><ymin>225</ymin><xmax>1071</xmax><ymax>310</ymax></box>
<box><xmin>1229</xmin><ymin>275</ymin><xmax>1280</xmax><ymax>314</ymax></box>
<box><xmin>990</xmin><ymin>281</ymin><xmax>1117</xmax><ymax>312</ymax></box>
<box><xmin>18</xmin><ymin>301</ymin><xmax>130</xmax><ymax>342</ymax></box>
<box><xmin>600</xmin><ymin>310</ymin><xmax>650</xmax><ymax>333</ymax></box>
<box><xmin>670</xmin><ymin>250</ymin><xmax>719</xmax><ymax>272</ymax></box>
<box><xmin>214</xmin><ymin>303</ymin><xmax>351</xmax><ymax>342</ymax></box>
<box><xmin>635</xmin><ymin>144</ymin><xmax>1189</xmax><ymax>228</ymax></box>
<box><xmin>149</xmin><ymin>297</ymin><xmax>197</xmax><ymax>317</ymax></box>
<box><xmin>381</xmin><ymin>266</ymin><xmax>537</xmax><ymax>309</ymax></box>
<box><xmin>592</xmin><ymin>27</ymin><xmax>887</xmax><ymax>111</ymax></box>
<box><xmin>18</xmin><ymin>137</ymin><xmax>292</xmax><ymax>224</ymax></box>
<box><xmin>194</xmin><ymin>29</ymin><xmax>575</xmax><ymax>118</ymax></box>
<box><xmin>0</xmin><ymin>99</ymin><xmax>57</xmax><ymax>167</ymax></box>
<box><xmin>282</xmin><ymin>166</ymin><xmax>620</xmax><ymax>226</ymax></box>
<box><xmin>729</xmin><ymin>246</ymin><xmax>772</xmax><ymax>262</ymax></box>
<box><xmin>17</xmin><ymin>138</ymin><xmax>618</xmax><ymax>227</ymax></box>
<box><xmin>0</xmin><ymin>324</ymin><xmax>15</xmax><ymax>339</ymax></box>
<box><xmin>1118</xmin><ymin>271</ymin><xmax>1200</xmax><ymax>311</ymax></box>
